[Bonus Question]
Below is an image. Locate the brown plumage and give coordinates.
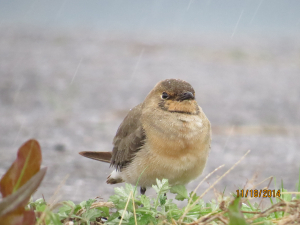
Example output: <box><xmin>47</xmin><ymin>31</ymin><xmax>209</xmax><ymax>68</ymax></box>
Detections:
<box><xmin>79</xmin><ymin>79</ymin><xmax>211</xmax><ymax>194</ymax></box>
<box><xmin>79</xmin><ymin>151</ymin><xmax>111</xmax><ymax>163</ymax></box>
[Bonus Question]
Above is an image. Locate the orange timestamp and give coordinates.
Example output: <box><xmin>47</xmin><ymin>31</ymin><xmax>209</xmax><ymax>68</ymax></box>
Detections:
<box><xmin>236</xmin><ymin>189</ymin><xmax>281</xmax><ymax>198</ymax></box>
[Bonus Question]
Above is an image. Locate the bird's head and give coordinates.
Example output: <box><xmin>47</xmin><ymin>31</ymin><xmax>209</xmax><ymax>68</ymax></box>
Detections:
<box><xmin>145</xmin><ymin>79</ymin><xmax>200</xmax><ymax>115</ymax></box>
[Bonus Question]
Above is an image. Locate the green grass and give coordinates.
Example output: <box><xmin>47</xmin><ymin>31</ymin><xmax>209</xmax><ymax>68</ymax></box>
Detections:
<box><xmin>4</xmin><ymin>140</ymin><xmax>299</xmax><ymax>224</ymax></box>
<box><xmin>29</xmin><ymin>176</ymin><xmax>300</xmax><ymax>225</ymax></box>
<box><xmin>28</xmin><ymin>154</ymin><xmax>300</xmax><ymax>225</ymax></box>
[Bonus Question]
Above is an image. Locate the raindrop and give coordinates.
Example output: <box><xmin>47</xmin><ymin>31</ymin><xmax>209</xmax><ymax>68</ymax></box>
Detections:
<box><xmin>131</xmin><ymin>48</ymin><xmax>144</xmax><ymax>80</ymax></box>
<box><xmin>70</xmin><ymin>57</ymin><xmax>83</xmax><ymax>85</ymax></box>
<box><xmin>231</xmin><ymin>9</ymin><xmax>244</xmax><ymax>38</ymax></box>
<box><xmin>250</xmin><ymin>0</ymin><xmax>264</xmax><ymax>24</ymax></box>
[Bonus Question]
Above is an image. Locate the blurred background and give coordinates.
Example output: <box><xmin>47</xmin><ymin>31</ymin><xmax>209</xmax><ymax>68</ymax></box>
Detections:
<box><xmin>0</xmin><ymin>0</ymin><xmax>300</xmax><ymax>204</ymax></box>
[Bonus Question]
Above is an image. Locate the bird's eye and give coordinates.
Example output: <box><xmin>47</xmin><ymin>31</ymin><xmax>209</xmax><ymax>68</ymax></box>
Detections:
<box><xmin>161</xmin><ymin>92</ymin><xmax>169</xmax><ymax>99</ymax></box>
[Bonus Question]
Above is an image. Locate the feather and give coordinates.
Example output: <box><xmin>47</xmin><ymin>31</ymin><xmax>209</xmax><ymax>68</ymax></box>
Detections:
<box><xmin>79</xmin><ymin>151</ymin><xmax>112</xmax><ymax>163</ymax></box>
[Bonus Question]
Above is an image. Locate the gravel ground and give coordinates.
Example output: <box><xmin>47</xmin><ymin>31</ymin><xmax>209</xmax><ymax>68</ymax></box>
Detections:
<box><xmin>0</xmin><ymin>26</ymin><xmax>300</xmax><ymax>203</ymax></box>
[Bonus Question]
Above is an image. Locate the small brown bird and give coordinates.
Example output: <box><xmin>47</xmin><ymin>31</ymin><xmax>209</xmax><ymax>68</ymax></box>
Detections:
<box><xmin>79</xmin><ymin>79</ymin><xmax>211</xmax><ymax>194</ymax></box>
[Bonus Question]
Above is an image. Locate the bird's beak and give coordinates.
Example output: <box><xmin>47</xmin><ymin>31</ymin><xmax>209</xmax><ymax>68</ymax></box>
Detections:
<box><xmin>178</xmin><ymin>92</ymin><xmax>195</xmax><ymax>101</ymax></box>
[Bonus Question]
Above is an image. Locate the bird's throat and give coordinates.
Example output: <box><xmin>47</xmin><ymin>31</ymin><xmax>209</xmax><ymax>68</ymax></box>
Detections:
<box><xmin>159</xmin><ymin>100</ymin><xmax>199</xmax><ymax>115</ymax></box>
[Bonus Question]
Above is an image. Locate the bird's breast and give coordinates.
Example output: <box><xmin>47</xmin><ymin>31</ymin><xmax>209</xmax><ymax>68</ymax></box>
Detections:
<box><xmin>121</xmin><ymin>108</ymin><xmax>211</xmax><ymax>187</ymax></box>
<box><xmin>122</xmin><ymin>113</ymin><xmax>210</xmax><ymax>186</ymax></box>
<box><xmin>144</xmin><ymin>112</ymin><xmax>209</xmax><ymax>158</ymax></box>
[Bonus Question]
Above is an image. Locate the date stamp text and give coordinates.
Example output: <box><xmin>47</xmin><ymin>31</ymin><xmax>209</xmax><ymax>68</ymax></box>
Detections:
<box><xmin>236</xmin><ymin>189</ymin><xmax>281</xmax><ymax>198</ymax></box>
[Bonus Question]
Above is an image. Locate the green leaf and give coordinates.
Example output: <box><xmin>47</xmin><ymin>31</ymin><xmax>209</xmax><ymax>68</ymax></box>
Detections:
<box><xmin>140</xmin><ymin>195</ymin><xmax>151</xmax><ymax>209</ymax></box>
<box><xmin>108</xmin><ymin>194</ymin><xmax>120</xmax><ymax>204</ymax></box>
<box><xmin>98</xmin><ymin>206</ymin><xmax>110</xmax><ymax>217</ymax></box>
<box><xmin>80</xmin><ymin>200</ymin><xmax>87</xmax><ymax>209</ymax></box>
<box><xmin>153</xmin><ymin>179</ymin><xmax>170</xmax><ymax>209</ymax></box>
<box><xmin>115</xmin><ymin>200</ymin><xmax>127</xmax><ymax>210</ymax></box>
<box><xmin>74</xmin><ymin>204</ymin><xmax>82</xmax><ymax>214</ymax></box>
<box><xmin>77</xmin><ymin>199</ymin><xmax>98</xmax><ymax>223</ymax></box>
<box><xmin>281</xmin><ymin>188</ymin><xmax>291</xmax><ymax>202</ymax></box>
<box><xmin>170</xmin><ymin>185</ymin><xmax>188</xmax><ymax>201</ymax></box>
<box><xmin>57</xmin><ymin>211</ymin><xmax>68</xmax><ymax>220</ymax></box>
<box><xmin>152</xmin><ymin>179</ymin><xmax>170</xmax><ymax>195</ymax></box>
<box><xmin>189</xmin><ymin>191</ymin><xmax>201</xmax><ymax>204</ymax></box>
<box><xmin>106</xmin><ymin>212</ymin><xmax>120</xmax><ymax>222</ymax></box>
<box><xmin>124</xmin><ymin>183</ymin><xmax>135</xmax><ymax>195</ymax></box>
<box><xmin>118</xmin><ymin>210</ymin><xmax>132</xmax><ymax>221</ymax></box>
<box><xmin>128</xmin><ymin>216</ymin><xmax>136</xmax><ymax>225</ymax></box>
<box><xmin>35</xmin><ymin>204</ymin><xmax>46</xmax><ymax>213</ymax></box>
<box><xmin>159</xmin><ymin>194</ymin><xmax>167</xmax><ymax>206</ymax></box>
<box><xmin>82</xmin><ymin>208</ymin><xmax>100</xmax><ymax>222</ymax></box>
<box><xmin>85</xmin><ymin>199</ymin><xmax>95</xmax><ymax>210</ymax></box>
<box><xmin>58</xmin><ymin>201</ymin><xmax>75</xmax><ymax>214</ymax></box>
<box><xmin>139</xmin><ymin>214</ymin><xmax>155</xmax><ymax>225</ymax></box>
<box><xmin>31</xmin><ymin>198</ymin><xmax>44</xmax><ymax>206</ymax></box>
<box><xmin>228</xmin><ymin>198</ymin><xmax>248</xmax><ymax>225</ymax></box>
<box><xmin>165</xmin><ymin>200</ymin><xmax>178</xmax><ymax>212</ymax></box>
<box><xmin>114</xmin><ymin>187</ymin><xmax>129</xmax><ymax>198</ymax></box>
<box><xmin>48</xmin><ymin>213</ymin><xmax>61</xmax><ymax>225</ymax></box>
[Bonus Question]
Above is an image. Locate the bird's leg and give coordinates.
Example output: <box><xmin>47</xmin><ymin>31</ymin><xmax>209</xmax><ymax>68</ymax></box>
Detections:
<box><xmin>140</xmin><ymin>187</ymin><xmax>146</xmax><ymax>195</ymax></box>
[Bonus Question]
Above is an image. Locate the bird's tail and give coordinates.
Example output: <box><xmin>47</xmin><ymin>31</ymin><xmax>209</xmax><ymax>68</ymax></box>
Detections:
<box><xmin>107</xmin><ymin>170</ymin><xmax>124</xmax><ymax>184</ymax></box>
<box><xmin>79</xmin><ymin>151</ymin><xmax>112</xmax><ymax>163</ymax></box>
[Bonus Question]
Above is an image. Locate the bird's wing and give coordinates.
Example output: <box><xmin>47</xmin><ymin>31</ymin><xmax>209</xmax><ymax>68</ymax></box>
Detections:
<box><xmin>111</xmin><ymin>103</ymin><xmax>146</xmax><ymax>171</ymax></box>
